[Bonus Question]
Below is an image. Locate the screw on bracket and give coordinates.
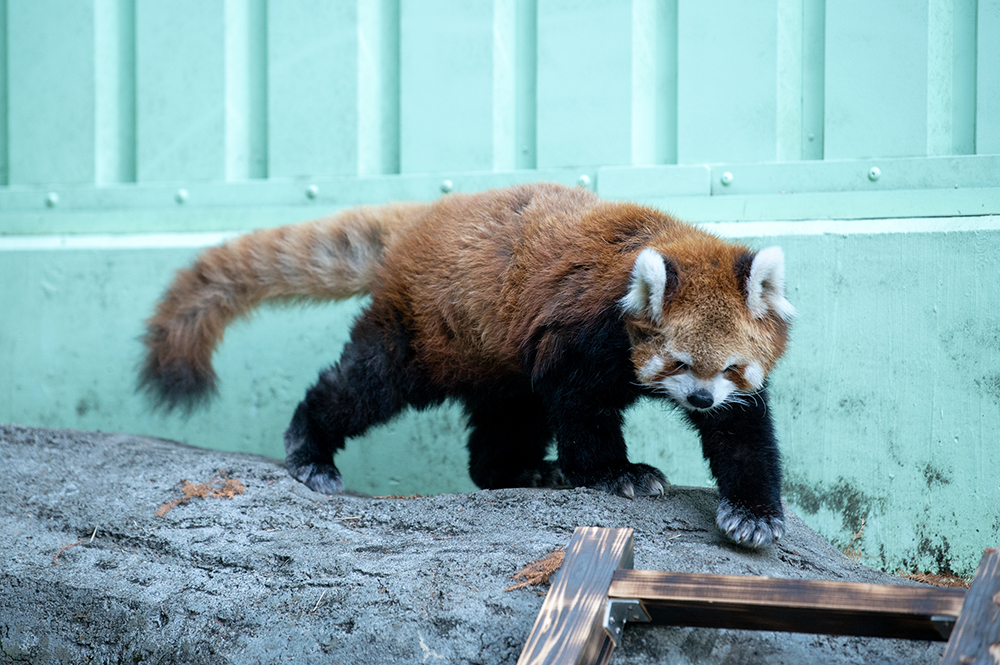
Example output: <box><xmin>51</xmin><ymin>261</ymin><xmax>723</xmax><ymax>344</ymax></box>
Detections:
<box><xmin>602</xmin><ymin>599</ymin><xmax>650</xmax><ymax>647</ymax></box>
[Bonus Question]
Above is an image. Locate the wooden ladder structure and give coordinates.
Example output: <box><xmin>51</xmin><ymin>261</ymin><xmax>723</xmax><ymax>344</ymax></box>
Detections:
<box><xmin>516</xmin><ymin>527</ymin><xmax>999</xmax><ymax>665</ymax></box>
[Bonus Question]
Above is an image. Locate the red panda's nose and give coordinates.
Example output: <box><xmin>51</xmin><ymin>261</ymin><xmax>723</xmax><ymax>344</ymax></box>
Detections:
<box><xmin>687</xmin><ymin>389</ymin><xmax>714</xmax><ymax>409</ymax></box>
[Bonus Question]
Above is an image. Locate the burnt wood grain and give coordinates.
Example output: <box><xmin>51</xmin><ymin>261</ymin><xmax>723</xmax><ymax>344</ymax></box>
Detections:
<box><xmin>609</xmin><ymin>568</ymin><xmax>966</xmax><ymax>642</ymax></box>
<box><xmin>940</xmin><ymin>549</ymin><xmax>1000</xmax><ymax>665</ymax></box>
<box><xmin>516</xmin><ymin>527</ymin><xmax>635</xmax><ymax>665</ymax></box>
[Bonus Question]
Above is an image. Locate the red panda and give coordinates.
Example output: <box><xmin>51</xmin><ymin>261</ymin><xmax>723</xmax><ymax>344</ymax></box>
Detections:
<box><xmin>140</xmin><ymin>182</ymin><xmax>793</xmax><ymax>548</ymax></box>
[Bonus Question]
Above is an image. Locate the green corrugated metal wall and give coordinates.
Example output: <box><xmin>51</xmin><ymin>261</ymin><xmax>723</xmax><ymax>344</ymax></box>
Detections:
<box><xmin>1</xmin><ymin>0</ymin><xmax>998</xmax><ymax>577</ymax></box>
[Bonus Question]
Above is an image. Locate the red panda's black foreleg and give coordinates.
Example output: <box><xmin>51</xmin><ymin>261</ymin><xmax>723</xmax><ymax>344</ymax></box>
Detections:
<box><xmin>685</xmin><ymin>386</ymin><xmax>785</xmax><ymax>548</ymax></box>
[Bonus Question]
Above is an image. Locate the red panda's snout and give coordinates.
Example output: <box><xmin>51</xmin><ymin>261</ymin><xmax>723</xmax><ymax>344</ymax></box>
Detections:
<box><xmin>635</xmin><ymin>351</ymin><xmax>766</xmax><ymax>411</ymax></box>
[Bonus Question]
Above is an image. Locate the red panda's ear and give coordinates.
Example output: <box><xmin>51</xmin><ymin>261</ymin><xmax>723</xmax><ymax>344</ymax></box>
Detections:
<box><xmin>745</xmin><ymin>246</ymin><xmax>795</xmax><ymax>322</ymax></box>
<box><xmin>622</xmin><ymin>248</ymin><xmax>677</xmax><ymax>324</ymax></box>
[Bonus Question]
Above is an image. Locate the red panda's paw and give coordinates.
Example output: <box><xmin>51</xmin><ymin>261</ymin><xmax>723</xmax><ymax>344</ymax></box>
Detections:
<box><xmin>513</xmin><ymin>461</ymin><xmax>571</xmax><ymax>489</ymax></box>
<box><xmin>285</xmin><ymin>457</ymin><xmax>344</xmax><ymax>496</ymax></box>
<box><xmin>589</xmin><ymin>463</ymin><xmax>669</xmax><ymax>500</ymax></box>
<box><xmin>716</xmin><ymin>498</ymin><xmax>785</xmax><ymax>548</ymax></box>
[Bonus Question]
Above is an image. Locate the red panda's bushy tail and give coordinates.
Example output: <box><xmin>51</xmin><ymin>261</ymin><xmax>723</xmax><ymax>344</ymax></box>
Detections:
<box><xmin>138</xmin><ymin>201</ymin><xmax>429</xmax><ymax>413</ymax></box>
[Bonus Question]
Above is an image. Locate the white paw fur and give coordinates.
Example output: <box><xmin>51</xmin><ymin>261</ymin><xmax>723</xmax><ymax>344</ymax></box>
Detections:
<box><xmin>716</xmin><ymin>498</ymin><xmax>785</xmax><ymax>548</ymax></box>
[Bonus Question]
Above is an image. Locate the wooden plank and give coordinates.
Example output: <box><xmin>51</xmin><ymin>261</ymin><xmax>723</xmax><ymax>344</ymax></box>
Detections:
<box><xmin>940</xmin><ymin>549</ymin><xmax>1000</xmax><ymax>665</ymax></box>
<box><xmin>610</xmin><ymin>569</ymin><xmax>966</xmax><ymax>642</ymax></box>
<box><xmin>516</xmin><ymin>527</ymin><xmax>634</xmax><ymax>665</ymax></box>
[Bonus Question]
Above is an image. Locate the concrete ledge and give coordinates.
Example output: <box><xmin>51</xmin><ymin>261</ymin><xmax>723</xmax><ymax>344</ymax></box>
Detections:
<box><xmin>1</xmin><ymin>424</ymin><xmax>946</xmax><ymax>664</ymax></box>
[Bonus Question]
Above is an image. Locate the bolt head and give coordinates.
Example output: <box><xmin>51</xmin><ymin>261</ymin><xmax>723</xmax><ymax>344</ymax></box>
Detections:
<box><xmin>868</xmin><ymin>167</ymin><xmax>881</xmax><ymax>182</ymax></box>
<box><xmin>720</xmin><ymin>172</ymin><xmax>734</xmax><ymax>186</ymax></box>
<box><xmin>305</xmin><ymin>184</ymin><xmax>319</xmax><ymax>199</ymax></box>
<box><xmin>577</xmin><ymin>174</ymin><xmax>591</xmax><ymax>188</ymax></box>
<box><xmin>440</xmin><ymin>179</ymin><xmax>453</xmax><ymax>194</ymax></box>
<box><xmin>175</xmin><ymin>189</ymin><xmax>189</xmax><ymax>204</ymax></box>
<box><xmin>45</xmin><ymin>192</ymin><xmax>59</xmax><ymax>207</ymax></box>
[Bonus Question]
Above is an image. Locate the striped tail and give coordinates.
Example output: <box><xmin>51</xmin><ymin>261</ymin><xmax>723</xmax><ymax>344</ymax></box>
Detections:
<box><xmin>138</xmin><ymin>201</ymin><xmax>428</xmax><ymax>412</ymax></box>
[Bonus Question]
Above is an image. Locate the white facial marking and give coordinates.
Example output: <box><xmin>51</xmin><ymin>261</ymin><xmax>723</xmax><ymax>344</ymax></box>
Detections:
<box><xmin>622</xmin><ymin>248</ymin><xmax>667</xmax><ymax>324</ymax></box>
<box><xmin>656</xmin><ymin>370</ymin><xmax>738</xmax><ymax>411</ymax></box>
<box><xmin>638</xmin><ymin>355</ymin><xmax>665</xmax><ymax>382</ymax></box>
<box><xmin>744</xmin><ymin>361</ymin><xmax>765</xmax><ymax>389</ymax></box>
<box><xmin>745</xmin><ymin>246</ymin><xmax>796</xmax><ymax>322</ymax></box>
<box><xmin>672</xmin><ymin>350</ymin><xmax>693</xmax><ymax>366</ymax></box>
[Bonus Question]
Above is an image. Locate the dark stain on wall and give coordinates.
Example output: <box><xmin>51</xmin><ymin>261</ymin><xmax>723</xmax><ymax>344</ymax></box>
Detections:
<box><xmin>900</xmin><ymin>535</ymin><xmax>961</xmax><ymax>577</ymax></box>
<box><xmin>922</xmin><ymin>463</ymin><xmax>951</xmax><ymax>489</ymax></box>
<box><xmin>783</xmin><ymin>473</ymin><xmax>885</xmax><ymax>535</ymax></box>
<box><xmin>974</xmin><ymin>373</ymin><xmax>1000</xmax><ymax>404</ymax></box>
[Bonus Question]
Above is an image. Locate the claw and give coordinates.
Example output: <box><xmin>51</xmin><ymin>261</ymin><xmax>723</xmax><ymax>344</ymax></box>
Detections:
<box><xmin>715</xmin><ymin>498</ymin><xmax>784</xmax><ymax>548</ymax></box>
<box><xmin>650</xmin><ymin>479</ymin><xmax>665</xmax><ymax>496</ymax></box>
<box><xmin>621</xmin><ymin>482</ymin><xmax>635</xmax><ymax>500</ymax></box>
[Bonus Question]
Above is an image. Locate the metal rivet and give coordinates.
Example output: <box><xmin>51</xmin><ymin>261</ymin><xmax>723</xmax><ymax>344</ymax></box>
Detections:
<box><xmin>868</xmin><ymin>167</ymin><xmax>881</xmax><ymax>182</ymax></box>
<box><xmin>305</xmin><ymin>184</ymin><xmax>319</xmax><ymax>199</ymax></box>
<box><xmin>807</xmin><ymin>132</ymin><xmax>815</xmax><ymax>141</ymax></box>
<box><xmin>45</xmin><ymin>192</ymin><xmax>59</xmax><ymax>207</ymax></box>
<box><xmin>440</xmin><ymin>179</ymin><xmax>453</xmax><ymax>194</ymax></box>
<box><xmin>577</xmin><ymin>174</ymin><xmax>591</xmax><ymax>188</ymax></box>
<box><xmin>720</xmin><ymin>172</ymin><xmax>734</xmax><ymax>186</ymax></box>
<box><xmin>175</xmin><ymin>188</ymin><xmax>189</xmax><ymax>204</ymax></box>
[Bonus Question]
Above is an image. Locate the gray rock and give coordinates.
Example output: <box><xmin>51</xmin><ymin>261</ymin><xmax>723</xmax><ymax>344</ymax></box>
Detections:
<box><xmin>0</xmin><ymin>424</ymin><xmax>944</xmax><ymax>664</ymax></box>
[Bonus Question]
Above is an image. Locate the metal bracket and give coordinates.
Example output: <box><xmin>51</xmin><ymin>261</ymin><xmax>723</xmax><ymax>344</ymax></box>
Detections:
<box><xmin>929</xmin><ymin>615</ymin><xmax>956</xmax><ymax>640</ymax></box>
<box><xmin>602</xmin><ymin>599</ymin><xmax>651</xmax><ymax>647</ymax></box>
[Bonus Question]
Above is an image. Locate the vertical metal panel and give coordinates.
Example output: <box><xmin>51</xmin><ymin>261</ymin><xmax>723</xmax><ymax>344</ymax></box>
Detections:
<box><xmin>950</xmin><ymin>0</ymin><xmax>977</xmax><ymax>155</ymax></box>
<box><xmin>824</xmin><ymin>1</ymin><xmax>928</xmax><ymax>159</ymax></box>
<box><xmin>776</xmin><ymin>0</ymin><xmax>803</xmax><ymax>162</ymax></box>
<box><xmin>358</xmin><ymin>0</ymin><xmax>400</xmax><ymax>176</ymax></box>
<box><xmin>492</xmin><ymin>0</ymin><xmax>538</xmax><ymax>171</ymax></box>
<box><xmin>224</xmin><ymin>0</ymin><xmax>268</xmax><ymax>180</ymax></box>
<box><xmin>977</xmin><ymin>0</ymin><xmax>1000</xmax><ymax>154</ymax></box>
<box><xmin>268</xmin><ymin>0</ymin><xmax>357</xmax><ymax>179</ymax></box>
<box><xmin>632</xmin><ymin>0</ymin><xmax>677</xmax><ymax>165</ymax></box>
<box><xmin>399</xmin><ymin>0</ymin><xmax>494</xmax><ymax>174</ymax></box>
<box><xmin>927</xmin><ymin>0</ymin><xmax>955</xmax><ymax>157</ymax></box>
<box><xmin>0</xmin><ymin>0</ymin><xmax>8</xmax><ymax>185</ymax></box>
<box><xmin>514</xmin><ymin>0</ymin><xmax>538</xmax><ymax>170</ymax></box>
<box><xmin>8</xmin><ymin>0</ymin><xmax>96</xmax><ymax>185</ymax></box>
<box><xmin>536</xmin><ymin>0</ymin><xmax>632</xmax><ymax>169</ymax></box>
<box><xmin>801</xmin><ymin>0</ymin><xmax>825</xmax><ymax>159</ymax></box>
<box><xmin>136</xmin><ymin>0</ymin><xmax>226</xmax><ymax>182</ymax></box>
<box><xmin>926</xmin><ymin>0</ymin><xmax>978</xmax><ymax>157</ymax></box>
<box><xmin>94</xmin><ymin>0</ymin><xmax>136</xmax><ymax>184</ymax></box>
<box><xmin>677</xmin><ymin>0</ymin><xmax>778</xmax><ymax>164</ymax></box>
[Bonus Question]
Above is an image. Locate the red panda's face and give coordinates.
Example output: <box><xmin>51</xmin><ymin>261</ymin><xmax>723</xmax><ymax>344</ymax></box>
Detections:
<box><xmin>622</xmin><ymin>246</ymin><xmax>793</xmax><ymax>411</ymax></box>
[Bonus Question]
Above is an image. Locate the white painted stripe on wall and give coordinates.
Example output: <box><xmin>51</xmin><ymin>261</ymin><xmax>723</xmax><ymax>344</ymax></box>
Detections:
<box><xmin>0</xmin><ymin>232</ymin><xmax>237</xmax><ymax>251</ymax></box>
<box><xmin>703</xmin><ymin>215</ymin><xmax>1000</xmax><ymax>238</ymax></box>
<box><xmin>0</xmin><ymin>215</ymin><xmax>997</xmax><ymax>252</ymax></box>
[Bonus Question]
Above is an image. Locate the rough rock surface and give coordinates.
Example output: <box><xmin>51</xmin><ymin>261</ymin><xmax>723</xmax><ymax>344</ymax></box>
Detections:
<box><xmin>1</xmin><ymin>424</ymin><xmax>945</xmax><ymax>664</ymax></box>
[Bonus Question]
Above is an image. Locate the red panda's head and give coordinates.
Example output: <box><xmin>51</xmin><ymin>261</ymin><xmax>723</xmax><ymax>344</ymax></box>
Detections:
<box><xmin>621</xmin><ymin>242</ymin><xmax>793</xmax><ymax>411</ymax></box>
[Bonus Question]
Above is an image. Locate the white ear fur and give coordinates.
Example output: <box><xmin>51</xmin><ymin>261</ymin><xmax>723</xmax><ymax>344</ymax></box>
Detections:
<box><xmin>622</xmin><ymin>248</ymin><xmax>667</xmax><ymax>324</ymax></box>
<box><xmin>745</xmin><ymin>246</ymin><xmax>796</xmax><ymax>321</ymax></box>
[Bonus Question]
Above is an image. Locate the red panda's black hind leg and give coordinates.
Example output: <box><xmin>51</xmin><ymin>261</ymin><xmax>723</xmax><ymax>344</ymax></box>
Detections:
<box><xmin>550</xmin><ymin>404</ymin><xmax>668</xmax><ymax>500</ymax></box>
<box><xmin>463</xmin><ymin>391</ymin><xmax>567</xmax><ymax>489</ymax></box>
<box><xmin>283</xmin><ymin>315</ymin><xmax>421</xmax><ymax>495</ymax></box>
<box><xmin>686</xmin><ymin>387</ymin><xmax>786</xmax><ymax>549</ymax></box>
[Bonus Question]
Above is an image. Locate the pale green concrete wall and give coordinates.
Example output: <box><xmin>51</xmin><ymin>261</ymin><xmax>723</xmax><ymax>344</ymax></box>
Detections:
<box><xmin>2</xmin><ymin>1</ymin><xmax>999</xmax><ymax>577</ymax></box>
<box><xmin>2</xmin><ymin>209</ymin><xmax>997</xmax><ymax>577</ymax></box>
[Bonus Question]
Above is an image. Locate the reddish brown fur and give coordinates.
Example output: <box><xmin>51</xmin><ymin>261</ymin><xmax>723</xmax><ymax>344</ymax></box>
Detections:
<box><xmin>141</xmin><ymin>182</ymin><xmax>787</xmax><ymax>408</ymax></box>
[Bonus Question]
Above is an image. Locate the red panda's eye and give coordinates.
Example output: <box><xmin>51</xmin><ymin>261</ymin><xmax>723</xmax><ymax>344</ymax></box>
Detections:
<box><xmin>670</xmin><ymin>361</ymin><xmax>690</xmax><ymax>373</ymax></box>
